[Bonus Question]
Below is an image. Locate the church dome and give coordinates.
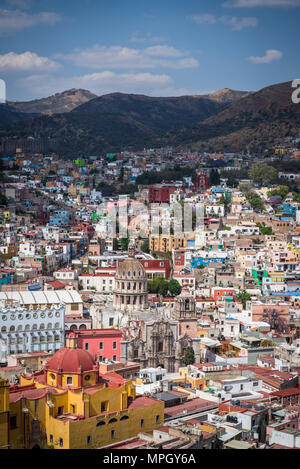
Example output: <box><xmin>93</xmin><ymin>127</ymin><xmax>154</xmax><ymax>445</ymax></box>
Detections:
<box><xmin>113</xmin><ymin>239</ymin><xmax>148</xmax><ymax>311</ymax></box>
<box><xmin>45</xmin><ymin>347</ymin><xmax>95</xmax><ymax>373</ymax></box>
<box><xmin>115</xmin><ymin>258</ymin><xmax>147</xmax><ymax>280</ymax></box>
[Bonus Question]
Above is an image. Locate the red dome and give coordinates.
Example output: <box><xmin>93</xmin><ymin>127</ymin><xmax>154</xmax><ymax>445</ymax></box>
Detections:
<box><xmin>46</xmin><ymin>348</ymin><xmax>95</xmax><ymax>373</ymax></box>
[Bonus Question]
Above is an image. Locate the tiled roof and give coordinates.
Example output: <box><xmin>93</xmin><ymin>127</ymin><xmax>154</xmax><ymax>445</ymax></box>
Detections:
<box><xmin>271</xmin><ymin>388</ymin><xmax>300</xmax><ymax>398</ymax></box>
<box><xmin>128</xmin><ymin>396</ymin><xmax>163</xmax><ymax>409</ymax></box>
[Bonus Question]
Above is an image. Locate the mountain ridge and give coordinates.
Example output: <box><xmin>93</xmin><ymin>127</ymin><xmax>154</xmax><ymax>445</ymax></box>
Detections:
<box><xmin>7</xmin><ymin>88</ymin><xmax>97</xmax><ymax>115</ymax></box>
<box><xmin>0</xmin><ymin>81</ymin><xmax>297</xmax><ymax>156</ymax></box>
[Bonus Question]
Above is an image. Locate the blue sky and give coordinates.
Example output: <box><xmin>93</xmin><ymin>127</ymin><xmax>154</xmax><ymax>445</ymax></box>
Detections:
<box><xmin>0</xmin><ymin>0</ymin><xmax>299</xmax><ymax>101</ymax></box>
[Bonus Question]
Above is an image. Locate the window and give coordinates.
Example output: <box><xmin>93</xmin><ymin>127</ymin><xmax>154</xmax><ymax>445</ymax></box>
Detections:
<box><xmin>101</xmin><ymin>401</ymin><xmax>108</xmax><ymax>413</ymax></box>
<box><xmin>66</xmin><ymin>376</ymin><xmax>73</xmax><ymax>386</ymax></box>
<box><xmin>99</xmin><ymin>342</ymin><xmax>103</xmax><ymax>350</ymax></box>
<box><xmin>87</xmin><ymin>435</ymin><xmax>92</xmax><ymax>446</ymax></box>
<box><xmin>113</xmin><ymin>341</ymin><xmax>117</xmax><ymax>350</ymax></box>
<box><xmin>156</xmin><ymin>415</ymin><xmax>160</xmax><ymax>424</ymax></box>
<box><xmin>141</xmin><ymin>419</ymin><xmax>144</xmax><ymax>428</ymax></box>
<box><xmin>71</xmin><ymin>304</ymin><xmax>78</xmax><ymax>311</ymax></box>
<box><xmin>111</xmin><ymin>430</ymin><xmax>115</xmax><ymax>439</ymax></box>
<box><xmin>10</xmin><ymin>415</ymin><xmax>17</xmax><ymax>430</ymax></box>
<box><xmin>85</xmin><ymin>342</ymin><xmax>89</xmax><ymax>351</ymax></box>
<box><xmin>49</xmin><ymin>434</ymin><xmax>53</xmax><ymax>444</ymax></box>
<box><xmin>109</xmin><ymin>318</ymin><xmax>114</xmax><ymax>326</ymax></box>
<box><xmin>59</xmin><ymin>438</ymin><xmax>63</xmax><ymax>448</ymax></box>
<box><xmin>113</xmin><ymin>355</ymin><xmax>117</xmax><ymax>361</ymax></box>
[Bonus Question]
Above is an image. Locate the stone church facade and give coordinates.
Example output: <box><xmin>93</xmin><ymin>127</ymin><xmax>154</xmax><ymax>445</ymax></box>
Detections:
<box><xmin>120</xmin><ymin>289</ymin><xmax>201</xmax><ymax>372</ymax></box>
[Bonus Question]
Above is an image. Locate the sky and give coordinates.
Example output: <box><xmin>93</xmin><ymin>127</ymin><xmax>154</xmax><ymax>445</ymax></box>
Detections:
<box><xmin>0</xmin><ymin>0</ymin><xmax>299</xmax><ymax>101</ymax></box>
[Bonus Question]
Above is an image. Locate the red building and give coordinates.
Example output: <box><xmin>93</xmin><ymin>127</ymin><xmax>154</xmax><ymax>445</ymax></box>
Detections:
<box><xmin>213</xmin><ymin>287</ymin><xmax>235</xmax><ymax>303</ymax></box>
<box><xmin>148</xmin><ymin>185</ymin><xmax>177</xmax><ymax>203</ymax></box>
<box><xmin>195</xmin><ymin>171</ymin><xmax>209</xmax><ymax>192</ymax></box>
<box><xmin>65</xmin><ymin>329</ymin><xmax>123</xmax><ymax>362</ymax></box>
<box><xmin>173</xmin><ymin>249</ymin><xmax>186</xmax><ymax>272</ymax></box>
<box><xmin>73</xmin><ymin>222</ymin><xmax>95</xmax><ymax>240</ymax></box>
<box><xmin>137</xmin><ymin>259</ymin><xmax>171</xmax><ymax>279</ymax></box>
<box><xmin>96</xmin><ymin>258</ymin><xmax>171</xmax><ymax>280</ymax></box>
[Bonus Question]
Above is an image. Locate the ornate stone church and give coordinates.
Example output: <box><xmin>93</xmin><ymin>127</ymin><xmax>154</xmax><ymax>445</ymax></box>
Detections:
<box><xmin>90</xmin><ymin>240</ymin><xmax>200</xmax><ymax>371</ymax></box>
<box><xmin>120</xmin><ymin>289</ymin><xmax>201</xmax><ymax>372</ymax></box>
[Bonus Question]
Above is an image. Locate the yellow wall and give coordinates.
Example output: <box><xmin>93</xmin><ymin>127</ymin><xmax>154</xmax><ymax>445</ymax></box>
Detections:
<box><xmin>66</xmin><ymin>400</ymin><xmax>164</xmax><ymax>449</ymax></box>
<box><xmin>12</xmin><ymin>371</ymin><xmax>156</xmax><ymax>449</ymax></box>
<box><xmin>0</xmin><ymin>379</ymin><xmax>9</xmax><ymax>449</ymax></box>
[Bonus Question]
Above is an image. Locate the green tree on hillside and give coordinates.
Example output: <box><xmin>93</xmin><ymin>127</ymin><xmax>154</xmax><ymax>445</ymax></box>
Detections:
<box><xmin>120</xmin><ymin>237</ymin><xmax>130</xmax><ymax>251</ymax></box>
<box><xmin>141</xmin><ymin>239</ymin><xmax>150</xmax><ymax>253</ymax></box>
<box><xmin>236</xmin><ymin>290</ymin><xmax>251</xmax><ymax>309</ymax></box>
<box><xmin>209</xmin><ymin>169</ymin><xmax>220</xmax><ymax>186</ymax></box>
<box><xmin>168</xmin><ymin>279</ymin><xmax>182</xmax><ymax>297</ymax></box>
<box><xmin>248</xmin><ymin>163</ymin><xmax>278</xmax><ymax>186</ymax></box>
<box><xmin>183</xmin><ymin>347</ymin><xmax>195</xmax><ymax>366</ymax></box>
<box><xmin>148</xmin><ymin>277</ymin><xmax>169</xmax><ymax>296</ymax></box>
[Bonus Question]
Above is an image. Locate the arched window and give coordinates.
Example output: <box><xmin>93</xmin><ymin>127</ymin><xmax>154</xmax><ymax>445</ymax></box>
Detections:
<box><xmin>1</xmin><ymin>326</ymin><xmax>6</xmax><ymax>333</ymax></box>
<box><xmin>96</xmin><ymin>421</ymin><xmax>105</xmax><ymax>427</ymax></box>
<box><xmin>40</xmin><ymin>323</ymin><xmax>45</xmax><ymax>330</ymax></box>
<box><xmin>120</xmin><ymin>415</ymin><xmax>129</xmax><ymax>421</ymax></box>
<box><xmin>79</xmin><ymin>324</ymin><xmax>87</xmax><ymax>330</ymax></box>
<box><xmin>108</xmin><ymin>418</ymin><xmax>117</xmax><ymax>424</ymax></box>
<box><xmin>47</xmin><ymin>323</ymin><xmax>52</xmax><ymax>329</ymax></box>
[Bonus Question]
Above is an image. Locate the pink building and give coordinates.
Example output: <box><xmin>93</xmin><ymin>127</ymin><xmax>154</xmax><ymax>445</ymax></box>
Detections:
<box><xmin>65</xmin><ymin>328</ymin><xmax>123</xmax><ymax>362</ymax></box>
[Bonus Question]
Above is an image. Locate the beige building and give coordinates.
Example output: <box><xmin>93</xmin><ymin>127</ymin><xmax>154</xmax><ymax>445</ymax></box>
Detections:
<box><xmin>113</xmin><ymin>241</ymin><xmax>148</xmax><ymax>311</ymax></box>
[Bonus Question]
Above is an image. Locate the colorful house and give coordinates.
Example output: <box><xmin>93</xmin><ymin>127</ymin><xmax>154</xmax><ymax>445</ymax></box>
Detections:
<box><xmin>2</xmin><ymin>337</ymin><xmax>164</xmax><ymax>449</ymax></box>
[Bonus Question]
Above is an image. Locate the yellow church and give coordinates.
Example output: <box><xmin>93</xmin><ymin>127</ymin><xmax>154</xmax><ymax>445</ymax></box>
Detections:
<box><xmin>0</xmin><ymin>335</ymin><xmax>164</xmax><ymax>449</ymax></box>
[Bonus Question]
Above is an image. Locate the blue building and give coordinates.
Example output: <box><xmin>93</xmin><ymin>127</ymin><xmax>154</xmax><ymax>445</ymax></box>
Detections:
<box><xmin>211</xmin><ymin>187</ymin><xmax>225</xmax><ymax>202</ymax></box>
<box><xmin>49</xmin><ymin>209</ymin><xmax>70</xmax><ymax>227</ymax></box>
<box><xmin>190</xmin><ymin>256</ymin><xmax>229</xmax><ymax>269</ymax></box>
<box><xmin>278</xmin><ymin>204</ymin><xmax>297</xmax><ymax>218</ymax></box>
<box><xmin>0</xmin><ymin>271</ymin><xmax>12</xmax><ymax>286</ymax></box>
<box><xmin>0</xmin><ymin>305</ymin><xmax>65</xmax><ymax>355</ymax></box>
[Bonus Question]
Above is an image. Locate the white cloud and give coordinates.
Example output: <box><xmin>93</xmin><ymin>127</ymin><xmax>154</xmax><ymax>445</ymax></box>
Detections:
<box><xmin>220</xmin><ymin>15</ymin><xmax>258</xmax><ymax>29</ymax></box>
<box><xmin>0</xmin><ymin>9</ymin><xmax>61</xmax><ymax>35</ymax></box>
<box><xmin>0</xmin><ymin>51</ymin><xmax>60</xmax><ymax>72</ymax></box>
<box><xmin>5</xmin><ymin>0</ymin><xmax>33</xmax><ymax>9</ymax></box>
<box><xmin>189</xmin><ymin>13</ymin><xmax>258</xmax><ymax>30</ymax></box>
<box><xmin>129</xmin><ymin>32</ymin><xmax>169</xmax><ymax>44</ymax></box>
<box><xmin>223</xmin><ymin>0</ymin><xmax>300</xmax><ymax>7</ymax></box>
<box><xmin>55</xmin><ymin>44</ymin><xmax>199</xmax><ymax>70</ymax></box>
<box><xmin>247</xmin><ymin>49</ymin><xmax>283</xmax><ymax>63</ymax></box>
<box><xmin>17</xmin><ymin>71</ymin><xmax>175</xmax><ymax>98</ymax></box>
<box><xmin>189</xmin><ymin>14</ymin><xmax>218</xmax><ymax>24</ymax></box>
